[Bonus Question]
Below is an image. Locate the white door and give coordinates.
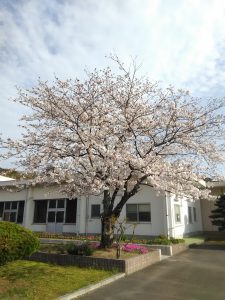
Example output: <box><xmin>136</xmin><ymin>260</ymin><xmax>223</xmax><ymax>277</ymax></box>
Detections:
<box><xmin>46</xmin><ymin>199</ymin><xmax>65</xmax><ymax>233</ymax></box>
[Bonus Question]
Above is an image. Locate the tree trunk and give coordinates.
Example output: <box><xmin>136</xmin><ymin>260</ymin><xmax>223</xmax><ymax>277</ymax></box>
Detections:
<box><xmin>100</xmin><ymin>214</ymin><xmax>115</xmax><ymax>248</ymax></box>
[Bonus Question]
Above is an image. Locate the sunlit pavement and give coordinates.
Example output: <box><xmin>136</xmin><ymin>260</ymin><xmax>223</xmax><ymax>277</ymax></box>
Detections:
<box><xmin>81</xmin><ymin>248</ymin><xmax>225</xmax><ymax>300</ymax></box>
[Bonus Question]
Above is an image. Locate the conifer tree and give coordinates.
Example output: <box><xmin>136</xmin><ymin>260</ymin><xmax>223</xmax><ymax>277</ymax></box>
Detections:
<box><xmin>209</xmin><ymin>195</ymin><xmax>225</xmax><ymax>231</ymax></box>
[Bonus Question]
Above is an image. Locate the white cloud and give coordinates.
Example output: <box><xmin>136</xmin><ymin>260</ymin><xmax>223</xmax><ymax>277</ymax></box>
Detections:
<box><xmin>1</xmin><ymin>0</ymin><xmax>225</xmax><ymax>144</ymax></box>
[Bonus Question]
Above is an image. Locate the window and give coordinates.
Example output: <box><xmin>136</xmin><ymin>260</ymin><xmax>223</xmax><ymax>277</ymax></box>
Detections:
<box><xmin>17</xmin><ymin>201</ymin><xmax>25</xmax><ymax>223</ymax></box>
<box><xmin>33</xmin><ymin>199</ymin><xmax>77</xmax><ymax>224</ymax></box>
<box><xmin>188</xmin><ymin>206</ymin><xmax>193</xmax><ymax>224</ymax></box>
<box><xmin>91</xmin><ymin>204</ymin><xmax>101</xmax><ymax>218</ymax></box>
<box><xmin>126</xmin><ymin>204</ymin><xmax>151</xmax><ymax>222</ymax></box>
<box><xmin>65</xmin><ymin>199</ymin><xmax>77</xmax><ymax>223</ymax></box>
<box><xmin>0</xmin><ymin>202</ymin><xmax>4</xmax><ymax>218</ymax></box>
<box><xmin>174</xmin><ymin>204</ymin><xmax>181</xmax><ymax>223</ymax></box>
<box><xmin>0</xmin><ymin>201</ymin><xmax>25</xmax><ymax>224</ymax></box>
<box><xmin>34</xmin><ymin>200</ymin><xmax>48</xmax><ymax>223</ymax></box>
<box><xmin>193</xmin><ymin>207</ymin><xmax>197</xmax><ymax>222</ymax></box>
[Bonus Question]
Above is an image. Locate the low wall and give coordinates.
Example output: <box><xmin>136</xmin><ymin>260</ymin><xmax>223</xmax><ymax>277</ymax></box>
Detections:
<box><xmin>170</xmin><ymin>243</ymin><xmax>188</xmax><ymax>256</ymax></box>
<box><xmin>143</xmin><ymin>243</ymin><xmax>188</xmax><ymax>256</ymax></box>
<box><xmin>125</xmin><ymin>249</ymin><xmax>160</xmax><ymax>274</ymax></box>
<box><xmin>28</xmin><ymin>249</ymin><xmax>160</xmax><ymax>275</ymax></box>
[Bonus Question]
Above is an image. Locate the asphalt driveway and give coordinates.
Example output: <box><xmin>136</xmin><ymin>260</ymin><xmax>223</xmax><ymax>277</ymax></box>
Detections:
<box><xmin>81</xmin><ymin>248</ymin><xmax>225</xmax><ymax>300</ymax></box>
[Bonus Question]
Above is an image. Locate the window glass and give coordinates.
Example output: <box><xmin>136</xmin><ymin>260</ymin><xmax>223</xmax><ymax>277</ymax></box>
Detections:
<box><xmin>33</xmin><ymin>200</ymin><xmax>48</xmax><ymax>223</ymax></box>
<box><xmin>48</xmin><ymin>211</ymin><xmax>55</xmax><ymax>222</ymax></box>
<box><xmin>56</xmin><ymin>211</ymin><xmax>64</xmax><ymax>223</ymax></box>
<box><xmin>126</xmin><ymin>204</ymin><xmax>151</xmax><ymax>222</ymax></box>
<box><xmin>174</xmin><ymin>205</ymin><xmax>181</xmax><ymax>223</ymax></box>
<box><xmin>17</xmin><ymin>201</ymin><xmax>25</xmax><ymax>223</ymax></box>
<box><xmin>188</xmin><ymin>206</ymin><xmax>193</xmax><ymax>223</ymax></box>
<box><xmin>3</xmin><ymin>212</ymin><xmax>10</xmax><ymax>221</ymax></box>
<box><xmin>193</xmin><ymin>207</ymin><xmax>197</xmax><ymax>222</ymax></box>
<box><xmin>0</xmin><ymin>201</ymin><xmax>24</xmax><ymax>223</ymax></box>
<box><xmin>91</xmin><ymin>204</ymin><xmax>101</xmax><ymax>218</ymax></box>
<box><xmin>65</xmin><ymin>199</ymin><xmax>77</xmax><ymax>223</ymax></box>
<box><xmin>0</xmin><ymin>202</ymin><xmax>4</xmax><ymax>218</ymax></box>
<box><xmin>5</xmin><ymin>202</ymin><xmax>10</xmax><ymax>210</ymax></box>
<box><xmin>10</xmin><ymin>212</ymin><xmax>17</xmax><ymax>222</ymax></box>
<box><xmin>126</xmin><ymin>204</ymin><xmax>138</xmax><ymax>221</ymax></box>
<box><xmin>57</xmin><ymin>199</ymin><xmax>65</xmax><ymax>209</ymax></box>
<box><xmin>49</xmin><ymin>200</ymin><xmax>56</xmax><ymax>209</ymax></box>
<box><xmin>139</xmin><ymin>204</ymin><xmax>151</xmax><ymax>222</ymax></box>
<box><xmin>11</xmin><ymin>202</ymin><xmax>18</xmax><ymax>210</ymax></box>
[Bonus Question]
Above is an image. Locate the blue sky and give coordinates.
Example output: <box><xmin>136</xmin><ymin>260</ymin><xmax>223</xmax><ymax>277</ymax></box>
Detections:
<box><xmin>1</xmin><ymin>0</ymin><xmax>225</xmax><ymax>167</ymax></box>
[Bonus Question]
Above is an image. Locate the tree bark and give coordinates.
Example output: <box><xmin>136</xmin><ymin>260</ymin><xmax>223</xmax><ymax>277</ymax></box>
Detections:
<box><xmin>100</xmin><ymin>190</ymin><xmax>115</xmax><ymax>248</ymax></box>
<box><xmin>100</xmin><ymin>215</ymin><xmax>115</xmax><ymax>248</ymax></box>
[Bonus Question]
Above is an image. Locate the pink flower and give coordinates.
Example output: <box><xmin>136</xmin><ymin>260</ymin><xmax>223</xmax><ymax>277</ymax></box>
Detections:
<box><xmin>122</xmin><ymin>244</ymin><xmax>149</xmax><ymax>254</ymax></box>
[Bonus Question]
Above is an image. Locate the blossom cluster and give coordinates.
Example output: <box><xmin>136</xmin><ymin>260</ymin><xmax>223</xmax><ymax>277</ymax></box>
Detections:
<box><xmin>122</xmin><ymin>243</ymin><xmax>149</xmax><ymax>254</ymax></box>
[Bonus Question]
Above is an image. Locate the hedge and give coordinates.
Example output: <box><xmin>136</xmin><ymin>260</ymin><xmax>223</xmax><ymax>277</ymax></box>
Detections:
<box><xmin>0</xmin><ymin>221</ymin><xmax>40</xmax><ymax>265</ymax></box>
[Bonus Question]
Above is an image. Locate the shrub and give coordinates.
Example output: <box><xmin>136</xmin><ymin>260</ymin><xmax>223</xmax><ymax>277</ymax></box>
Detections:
<box><xmin>170</xmin><ymin>237</ymin><xmax>185</xmax><ymax>244</ymax></box>
<box><xmin>67</xmin><ymin>242</ymin><xmax>94</xmax><ymax>256</ymax></box>
<box><xmin>147</xmin><ymin>237</ymin><xmax>172</xmax><ymax>245</ymax></box>
<box><xmin>146</xmin><ymin>235</ymin><xmax>185</xmax><ymax>245</ymax></box>
<box><xmin>0</xmin><ymin>221</ymin><xmax>40</xmax><ymax>265</ymax></box>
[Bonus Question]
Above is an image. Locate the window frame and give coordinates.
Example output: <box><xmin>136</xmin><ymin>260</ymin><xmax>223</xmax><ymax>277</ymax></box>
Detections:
<box><xmin>188</xmin><ymin>206</ymin><xmax>193</xmax><ymax>224</ymax></box>
<box><xmin>193</xmin><ymin>207</ymin><xmax>197</xmax><ymax>222</ymax></box>
<box><xmin>33</xmin><ymin>198</ymin><xmax>77</xmax><ymax>224</ymax></box>
<box><xmin>174</xmin><ymin>204</ymin><xmax>181</xmax><ymax>223</ymax></box>
<box><xmin>0</xmin><ymin>201</ymin><xmax>25</xmax><ymax>224</ymax></box>
<box><xmin>91</xmin><ymin>204</ymin><xmax>101</xmax><ymax>219</ymax></box>
<box><xmin>126</xmin><ymin>203</ymin><xmax>151</xmax><ymax>223</ymax></box>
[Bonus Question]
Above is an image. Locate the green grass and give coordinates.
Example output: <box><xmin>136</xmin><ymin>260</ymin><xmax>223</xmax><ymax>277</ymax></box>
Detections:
<box><xmin>183</xmin><ymin>235</ymin><xmax>205</xmax><ymax>245</ymax></box>
<box><xmin>0</xmin><ymin>260</ymin><xmax>115</xmax><ymax>300</ymax></box>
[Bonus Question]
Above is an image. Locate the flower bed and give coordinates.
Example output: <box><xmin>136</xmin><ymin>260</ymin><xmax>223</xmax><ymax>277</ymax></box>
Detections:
<box><xmin>37</xmin><ymin>232</ymin><xmax>184</xmax><ymax>246</ymax></box>
<box><xmin>39</xmin><ymin>242</ymin><xmax>149</xmax><ymax>259</ymax></box>
<box><xmin>28</xmin><ymin>248</ymin><xmax>160</xmax><ymax>274</ymax></box>
<box><xmin>36</xmin><ymin>232</ymin><xmax>101</xmax><ymax>241</ymax></box>
<box><xmin>37</xmin><ymin>233</ymin><xmax>187</xmax><ymax>256</ymax></box>
<box><xmin>27</xmin><ymin>242</ymin><xmax>161</xmax><ymax>274</ymax></box>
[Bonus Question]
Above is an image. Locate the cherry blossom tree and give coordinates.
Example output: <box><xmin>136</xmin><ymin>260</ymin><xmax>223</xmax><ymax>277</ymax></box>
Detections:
<box><xmin>1</xmin><ymin>57</ymin><xmax>225</xmax><ymax>247</ymax></box>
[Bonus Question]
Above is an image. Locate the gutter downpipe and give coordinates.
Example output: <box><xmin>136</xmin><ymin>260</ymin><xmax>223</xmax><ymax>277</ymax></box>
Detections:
<box><xmin>165</xmin><ymin>192</ymin><xmax>170</xmax><ymax>238</ymax></box>
<box><xmin>84</xmin><ymin>195</ymin><xmax>89</xmax><ymax>236</ymax></box>
<box><xmin>23</xmin><ymin>185</ymin><xmax>30</xmax><ymax>228</ymax></box>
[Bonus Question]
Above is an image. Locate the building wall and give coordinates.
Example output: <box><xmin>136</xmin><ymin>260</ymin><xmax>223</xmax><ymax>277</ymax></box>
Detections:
<box><xmin>167</xmin><ymin>194</ymin><xmax>202</xmax><ymax>238</ymax></box>
<box><xmin>0</xmin><ymin>184</ymin><xmax>167</xmax><ymax>237</ymax></box>
<box><xmin>0</xmin><ymin>183</ymin><xmax>202</xmax><ymax>238</ymax></box>
<box><xmin>86</xmin><ymin>185</ymin><xmax>166</xmax><ymax>237</ymax></box>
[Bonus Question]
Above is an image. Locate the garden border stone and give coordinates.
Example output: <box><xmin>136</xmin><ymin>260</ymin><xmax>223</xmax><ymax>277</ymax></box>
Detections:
<box><xmin>144</xmin><ymin>243</ymin><xmax>188</xmax><ymax>256</ymax></box>
<box><xmin>57</xmin><ymin>273</ymin><xmax>126</xmax><ymax>300</ymax></box>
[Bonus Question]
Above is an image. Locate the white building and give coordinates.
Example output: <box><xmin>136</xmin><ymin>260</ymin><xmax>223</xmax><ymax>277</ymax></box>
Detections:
<box><xmin>0</xmin><ymin>177</ymin><xmax>206</xmax><ymax>238</ymax></box>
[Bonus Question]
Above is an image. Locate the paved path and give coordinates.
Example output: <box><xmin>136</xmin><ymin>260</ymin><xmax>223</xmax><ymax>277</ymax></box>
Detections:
<box><xmin>81</xmin><ymin>249</ymin><xmax>225</xmax><ymax>300</ymax></box>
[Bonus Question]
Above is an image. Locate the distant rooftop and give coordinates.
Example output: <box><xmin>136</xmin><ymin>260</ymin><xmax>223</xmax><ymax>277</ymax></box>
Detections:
<box><xmin>0</xmin><ymin>175</ymin><xmax>15</xmax><ymax>181</ymax></box>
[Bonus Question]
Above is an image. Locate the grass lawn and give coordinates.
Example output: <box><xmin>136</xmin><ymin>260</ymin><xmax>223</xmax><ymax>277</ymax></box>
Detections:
<box><xmin>0</xmin><ymin>260</ymin><xmax>115</xmax><ymax>300</ymax></box>
<box><xmin>183</xmin><ymin>236</ymin><xmax>205</xmax><ymax>245</ymax></box>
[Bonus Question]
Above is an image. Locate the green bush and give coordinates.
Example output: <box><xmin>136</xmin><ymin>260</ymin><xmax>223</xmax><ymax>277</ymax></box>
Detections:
<box><xmin>170</xmin><ymin>237</ymin><xmax>185</xmax><ymax>244</ymax></box>
<box><xmin>67</xmin><ymin>243</ymin><xmax>94</xmax><ymax>256</ymax></box>
<box><xmin>0</xmin><ymin>221</ymin><xmax>40</xmax><ymax>265</ymax></box>
<box><xmin>147</xmin><ymin>237</ymin><xmax>172</xmax><ymax>245</ymax></box>
<box><xmin>146</xmin><ymin>235</ymin><xmax>185</xmax><ymax>245</ymax></box>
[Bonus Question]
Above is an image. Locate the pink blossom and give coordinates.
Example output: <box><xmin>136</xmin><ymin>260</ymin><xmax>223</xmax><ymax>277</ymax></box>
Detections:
<box><xmin>122</xmin><ymin>244</ymin><xmax>149</xmax><ymax>254</ymax></box>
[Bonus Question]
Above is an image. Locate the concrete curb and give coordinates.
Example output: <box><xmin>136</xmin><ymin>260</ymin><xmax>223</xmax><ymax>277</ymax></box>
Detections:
<box><xmin>57</xmin><ymin>273</ymin><xmax>126</xmax><ymax>300</ymax></box>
